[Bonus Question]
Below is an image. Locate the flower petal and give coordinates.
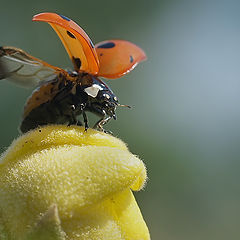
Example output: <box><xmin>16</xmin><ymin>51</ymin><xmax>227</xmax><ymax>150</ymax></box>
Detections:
<box><xmin>62</xmin><ymin>189</ymin><xmax>150</xmax><ymax>240</ymax></box>
<box><xmin>0</xmin><ymin>125</ymin><xmax>149</xmax><ymax>239</ymax></box>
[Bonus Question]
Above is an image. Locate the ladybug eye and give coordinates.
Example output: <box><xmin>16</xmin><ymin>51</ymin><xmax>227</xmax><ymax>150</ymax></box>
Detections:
<box><xmin>103</xmin><ymin>93</ymin><xmax>110</xmax><ymax>99</ymax></box>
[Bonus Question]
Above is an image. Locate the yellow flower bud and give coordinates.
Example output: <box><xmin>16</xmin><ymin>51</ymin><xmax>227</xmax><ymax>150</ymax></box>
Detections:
<box><xmin>0</xmin><ymin>125</ymin><xmax>150</xmax><ymax>240</ymax></box>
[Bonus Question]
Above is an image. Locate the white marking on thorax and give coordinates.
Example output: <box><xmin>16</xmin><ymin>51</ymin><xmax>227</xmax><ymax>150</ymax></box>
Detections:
<box><xmin>84</xmin><ymin>84</ymin><xmax>103</xmax><ymax>98</ymax></box>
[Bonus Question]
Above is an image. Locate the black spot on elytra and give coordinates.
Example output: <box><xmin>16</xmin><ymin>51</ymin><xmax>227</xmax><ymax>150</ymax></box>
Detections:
<box><xmin>35</xmin><ymin>97</ymin><xmax>40</xmax><ymax>101</ymax></box>
<box><xmin>67</xmin><ymin>31</ymin><xmax>76</xmax><ymax>39</ymax></box>
<box><xmin>72</xmin><ymin>57</ymin><xmax>81</xmax><ymax>70</ymax></box>
<box><xmin>130</xmin><ymin>55</ymin><xmax>134</xmax><ymax>63</ymax></box>
<box><xmin>59</xmin><ymin>14</ymin><xmax>71</xmax><ymax>21</ymax></box>
<box><xmin>100</xmin><ymin>53</ymin><xmax>103</xmax><ymax>56</ymax></box>
<box><xmin>97</xmin><ymin>42</ymin><xmax>115</xmax><ymax>49</ymax></box>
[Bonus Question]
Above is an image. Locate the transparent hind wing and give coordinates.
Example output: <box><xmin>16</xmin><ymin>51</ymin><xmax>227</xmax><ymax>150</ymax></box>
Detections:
<box><xmin>0</xmin><ymin>46</ymin><xmax>63</xmax><ymax>88</ymax></box>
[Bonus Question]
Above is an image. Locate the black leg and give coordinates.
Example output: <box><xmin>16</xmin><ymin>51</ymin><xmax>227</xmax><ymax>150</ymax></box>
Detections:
<box><xmin>67</xmin><ymin>105</ymin><xmax>76</xmax><ymax>125</ymax></box>
<box><xmin>94</xmin><ymin>115</ymin><xmax>112</xmax><ymax>134</ymax></box>
<box><xmin>93</xmin><ymin>116</ymin><xmax>104</xmax><ymax>129</ymax></box>
<box><xmin>82</xmin><ymin>111</ymin><xmax>89</xmax><ymax>131</ymax></box>
<box><xmin>91</xmin><ymin>107</ymin><xmax>113</xmax><ymax>133</ymax></box>
<box><xmin>68</xmin><ymin>104</ymin><xmax>83</xmax><ymax>126</ymax></box>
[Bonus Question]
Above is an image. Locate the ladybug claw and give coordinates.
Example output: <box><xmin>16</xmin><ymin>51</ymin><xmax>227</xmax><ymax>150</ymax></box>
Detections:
<box><xmin>84</xmin><ymin>125</ymin><xmax>89</xmax><ymax>132</ymax></box>
<box><xmin>103</xmin><ymin>129</ymin><xmax>113</xmax><ymax>135</ymax></box>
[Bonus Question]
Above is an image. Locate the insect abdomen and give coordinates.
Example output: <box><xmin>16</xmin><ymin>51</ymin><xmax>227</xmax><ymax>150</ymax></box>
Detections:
<box><xmin>20</xmin><ymin>77</ymin><xmax>79</xmax><ymax>133</ymax></box>
<box><xmin>21</xmin><ymin>98</ymin><xmax>69</xmax><ymax>132</ymax></box>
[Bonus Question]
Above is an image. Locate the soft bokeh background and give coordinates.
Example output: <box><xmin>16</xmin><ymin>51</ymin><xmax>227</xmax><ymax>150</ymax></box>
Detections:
<box><xmin>1</xmin><ymin>0</ymin><xmax>240</xmax><ymax>239</ymax></box>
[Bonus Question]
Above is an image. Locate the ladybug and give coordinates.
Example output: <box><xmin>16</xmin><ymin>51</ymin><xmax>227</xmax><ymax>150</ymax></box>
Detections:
<box><xmin>0</xmin><ymin>12</ymin><xmax>146</xmax><ymax>133</ymax></box>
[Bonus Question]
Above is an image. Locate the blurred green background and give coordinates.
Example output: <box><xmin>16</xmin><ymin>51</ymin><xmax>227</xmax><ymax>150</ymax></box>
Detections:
<box><xmin>1</xmin><ymin>0</ymin><xmax>240</xmax><ymax>239</ymax></box>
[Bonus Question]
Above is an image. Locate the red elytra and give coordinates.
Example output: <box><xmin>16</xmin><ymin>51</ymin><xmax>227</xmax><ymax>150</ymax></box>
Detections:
<box><xmin>32</xmin><ymin>12</ymin><xmax>147</xmax><ymax>78</ymax></box>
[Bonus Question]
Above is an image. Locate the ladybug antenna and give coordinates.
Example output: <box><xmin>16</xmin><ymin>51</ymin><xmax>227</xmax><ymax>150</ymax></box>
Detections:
<box><xmin>118</xmin><ymin>103</ymin><xmax>131</xmax><ymax>109</ymax></box>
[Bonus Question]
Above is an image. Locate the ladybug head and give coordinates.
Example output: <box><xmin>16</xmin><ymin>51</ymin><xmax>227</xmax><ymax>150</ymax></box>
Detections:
<box><xmin>83</xmin><ymin>77</ymin><xmax>130</xmax><ymax>119</ymax></box>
